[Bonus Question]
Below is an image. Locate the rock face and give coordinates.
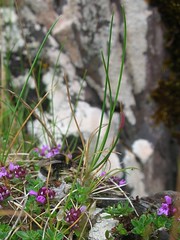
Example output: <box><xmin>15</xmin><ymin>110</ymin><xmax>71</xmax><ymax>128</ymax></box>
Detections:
<box><xmin>0</xmin><ymin>0</ymin><xmax>178</xmax><ymax>196</ymax></box>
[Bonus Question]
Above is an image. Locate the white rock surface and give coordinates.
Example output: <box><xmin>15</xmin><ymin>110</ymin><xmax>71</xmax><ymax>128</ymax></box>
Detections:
<box><xmin>123</xmin><ymin>149</ymin><xmax>147</xmax><ymax>197</ymax></box>
<box><xmin>88</xmin><ymin>212</ymin><xmax>119</xmax><ymax>240</ymax></box>
<box><xmin>132</xmin><ymin>139</ymin><xmax>154</xmax><ymax>164</ymax></box>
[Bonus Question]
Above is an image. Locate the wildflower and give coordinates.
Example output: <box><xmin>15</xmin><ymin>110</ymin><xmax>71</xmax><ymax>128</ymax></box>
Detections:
<box><xmin>157</xmin><ymin>195</ymin><xmax>176</xmax><ymax>217</ymax></box>
<box><xmin>34</xmin><ymin>144</ymin><xmax>61</xmax><ymax>158</ymax></box>
<box><xmin>0</xmin><ymin>185</ymin><xmax>10</xmax><ymax>201</ymax></box>
<box><xmin>66</xmin><ymin>207</ymin><xmax>85</xmax><ymax>227</ymax></box>
<box><xmin>0</xmin><ymin>163</ymin><xmax>26</xmax><ymax>179</ymax></box>
<box><xmin>157</xmin><ymin>203</ymin><xmax>169</xmax><ymax>216</ymax></box>
<box><xmin>100</xmin><ymin>171</ymin><xmax>106</xmax><ymax>177</ymax></box>
<box><xmin>109</xmin><ymin>176</ymin><xmax>126</xmax><ymax>186</ymax></box>
<box><xmin>34</xmin><ymin>145</ymin><xmax>49</xmax><ymax>157</ymax></box>
<box><xmin>9</xmin><ymin>162</ymin><xmax>26</xmax><ymax>178</ymax></box>
<box><xmin>119</xmin><ymin>179</ymin><xmax>126</xmax><ymax>186</ymax></box>
<box><xmin>0</xmin><ymin>167</ymin><xmax>8</xmax><ymax>178</ymax></box>
<box><xmin>67</xmin><ymin>153</ymin><xmax>72</xmax><ymax>160</ymax></box>
<box><xmin>36</xmin><ymin>195</ymin><xmax>46</xmax><ymax>204</ymax></box>
<box><xmin>9</xmin><ymin>162</ymin><xmax>19</xmax><ymax>171</ymax></box>
<box><xmin>38</xmin><ymin>186</ymin><xmax>56</xmax><ymax>199</ymax></box>
<box><xmin>80</xmin><ymin>205</ymin><xmax>87</xmax><ymax>212</ymax></box>
<box><xmin>13</xmin><ymin>166</ymin><xmax>26</xmax><ymax>178</ymax></box>
<box><xmin>164</xmin><ymin>195</ymin><xmax>172</xmax><ymax>205</ymax></box>
<box><xmin>29</xmin><ymin>186</ymin><xmax>55</xmax><ymax>205</ymax></box>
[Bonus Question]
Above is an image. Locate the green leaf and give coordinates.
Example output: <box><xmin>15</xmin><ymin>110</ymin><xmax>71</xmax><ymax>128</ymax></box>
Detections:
<box><xmin>116</xmin><ymin>223</ymin><xmax>128</xmax><ymax>235</ymax></box>
<box><xmin>105</xmin><ymin>201</ymin><xmax>134</xmax><ymax>218</ymax></box>
<box><xmin>16</xmin><ymin>230</ymin><xmax>42</xmax><ymax>240</ymax></box>
<box><xmin>45</xmin><ymin>229</ymin><xmax>64</xmax><ymax>240</ymax></box>
<box><xmin>0</xmin><ymin>224</ymin><xmax>11</xmax><ymax>239</ymax></box>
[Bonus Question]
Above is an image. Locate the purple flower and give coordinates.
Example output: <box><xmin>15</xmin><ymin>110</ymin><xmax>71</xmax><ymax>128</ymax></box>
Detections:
<box><xmin>109</xmin><ymin>176</ymin><xmax>126</xmax><ymax>187</ymax></box>
<box><xmin>100</xmin><ymin>171</ymin><xmax>106</xmax><ymax>177</ymax></box>
<box><xmin>0</xmin><ymin>185</ymin><xmax>10</xmax><ymax>201</ymax></box>
<box><xmin>80</xmin><ymin>205</ymin><xmax>87</xmax><ymax>212</ymax></box>
<box><xmin>119</xmin><ymin>179</ymin><xmax>126</xmax><ymax>186</ymax></box>
<box><xmin>29</xmin><ymin>190</ymin><xmax>38</xmax><ymax>196</ymax></box>
<box><xmin>29</xmin><ymin>186</ymin><xmax>55</xmax><ymax>205</ymax></box>
<box><xmin>36</xmin><ymin>195</ymin><xmax>46</xmax><ymax>204</ymax></box>
<box><xmin>65</xmin><ymin>207</ymin><xmax>82</xmax><ymax>227</ymax></box>
<box><xmin>157</xmin><ymin>195</ymin><xmax>176</xmax><ymax>217</ymax></box>
<box><xmin>157</xmin><ymin>203</ymin><xmax>169</xmax><ymax>216</ymax></box>
<box><xmin>45</xmin><ymin>151</ymin><xmax>54</xmax><ymax>158</ymax></box>
<box><xmin>34</xmin><ymin>144</ymin><xmax>61</xmax><ymax>158</ymax></box>
<box><xmin>14</xmin><ymin>166</ymin><xmax>26</xmax><ymax>178</ymax></box>
<box><xmin>34</xmin><ymin>145</ymin><xmax>49</xmax><ymax>157</ymax></box>
<box><xmin>164</xmin><ymin>195</ymin><xmax>172</xmax><ymax>205</ymax></box>
<box><xmin>38</xmin><ymin>186</ymin><xmax>55</xmax><ymax>199</ymax></box>
<box><xmin>0</xmin><ymin>167</ymin><xmax>8</xmax><ymax>178</ymax></box>
<box><xmin>0</xmin><ymin>163</ymin><xmax>26</xmax><ymax>179</ymax></box>
<box><xmin>9</xmin><ymin>162</ymin><xmax>19</xmax><ymax>172</ymax></box>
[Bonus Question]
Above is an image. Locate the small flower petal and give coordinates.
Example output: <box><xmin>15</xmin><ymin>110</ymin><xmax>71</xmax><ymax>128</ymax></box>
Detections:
<box><xmin>29</xmin><ymin>190</ymin><xmax>38</xmax><ymax>196</ymax></box>
<box><xmin>119</xmin><ymin>179</ymin><xmax>126</xmax><ymax>186</ymax></box>
<box><xmin>100</xmin><ymin>171</ymin><xmax>106</xmax><ymax>177</ymax></box>
<box><xmin>0</xmin><ymin>167</ymin><xmax>8</xmax><ymax>178</ymax></box>
<box><xmin>164</xmin><ymin>195</ymin><xmax>172</xmax><ymax>205</ymax></box>
<box><xmin>157</xmin><ymin>203</ymin><xmax>169</xmax><ymax>216</ymax></box>
<box><xmin>36</xmin><ymin>195</ymin><xmax>46</xmax><ymax>204</ymax></box>
<box><xmin>80</xmin><ymin>205</ymin><xmax>87</xmax><ymax>212</ymax></box>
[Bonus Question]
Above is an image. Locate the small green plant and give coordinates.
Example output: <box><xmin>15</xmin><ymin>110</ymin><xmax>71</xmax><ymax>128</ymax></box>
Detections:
<box><xmin>116</xmin><ymin>223</ymin><xmax>128</xmax><ymax>236</ymax></box>
<box><xmin>131</xmin><ymin>214</ymin><xmax>154</xmax><ymax>239</ymax></box>
<box><xmin>105</xmin><ymin>196</ymin><xmax>179</xmax><ymax>240</ymax></box>
<box><xmin>105</xmin><ymin>201</ymin><xmax>134</xmax><ymax>218</ymax></box>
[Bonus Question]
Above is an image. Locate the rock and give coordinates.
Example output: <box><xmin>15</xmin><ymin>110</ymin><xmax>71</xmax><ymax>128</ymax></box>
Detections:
<box><xmin>88</xmin><ymin>212</ymin><xmax>119</xmax><ymax>240</ymax></box>
<box><xmin>0</xmin><ymin>0</ymin><xmax>178</xmax><ymax>197</ymax></box>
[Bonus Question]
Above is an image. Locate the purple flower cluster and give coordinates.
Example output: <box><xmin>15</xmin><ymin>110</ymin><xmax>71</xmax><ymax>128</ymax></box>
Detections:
<box><xmin>109</xmin><ymin>176</ymin><xmax>126</xmax><ymax>186</ymax></box>
<box><xmin>157</xmin><ymin>195</ymin><xmax>176</xmax><ymax>217</ymax></box>
<box><xmin>34</xmin><ymin>144</ymin><xmax>61</xmax><ymax>158</ymax></box>
<box><xmin>0</xmin><ymin>185</ymin><xmax>10</xmax><ymax>202</ymax></box>
<box><xmin>65</xmin><ymin>206</ymin><xmax>86</xmax><ymax>227</ymax></box>
<box><xmin>29</xmin><ymin>186</ymin><xmax>55</xmax><ymax>204</ymax></box>
<box><xmin>0</xmin><ymin>162</ymin><xmax>26</xmax><ymax>179</ymax></box>
<box><xmin>100</xmin><ymin>172</ymin><xmax>126</xmax><ymax>187</ymax></box>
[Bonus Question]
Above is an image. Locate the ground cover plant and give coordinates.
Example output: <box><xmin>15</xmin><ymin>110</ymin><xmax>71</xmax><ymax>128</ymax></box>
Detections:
<box><xmin>0</xmin><ymin>3</ymin><xmax>179</xmax><ymax>240</ymax></box>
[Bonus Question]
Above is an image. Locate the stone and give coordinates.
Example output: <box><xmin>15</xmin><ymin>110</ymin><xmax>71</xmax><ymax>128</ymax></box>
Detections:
<box><xmin>1</xmin><ymin>0</ymin><xmax>178</xmax><ymax>198</ymax></box>
<box><xmin>88</xmin><ymin>212</ymin><xmax>119</xmax><ymax>240</ymax></box>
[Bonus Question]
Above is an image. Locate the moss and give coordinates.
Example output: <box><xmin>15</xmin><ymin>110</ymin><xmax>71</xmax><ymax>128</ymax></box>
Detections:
<box><xmin>149</xmin><ymin>0</ymin><xmax>180</xmax><ymax>141</ymax></box>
